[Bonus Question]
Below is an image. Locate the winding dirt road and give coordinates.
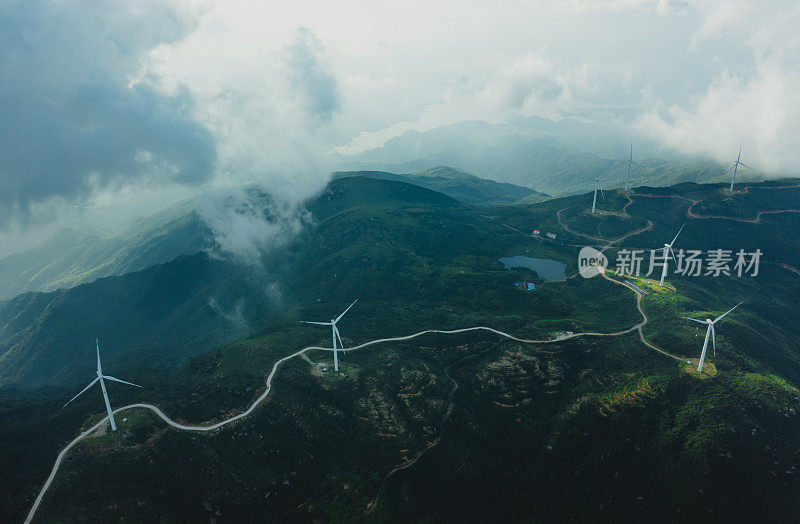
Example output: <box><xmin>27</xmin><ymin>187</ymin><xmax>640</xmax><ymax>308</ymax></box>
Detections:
<box><xmin>556</xmin><ymin>207</ymin><xmax>654</xmax><ymax>247</ymax></box>
<box><xmin>629</xmin><ymin>188</ymin><xmax>800</xmax><ymax>224</ymax></box>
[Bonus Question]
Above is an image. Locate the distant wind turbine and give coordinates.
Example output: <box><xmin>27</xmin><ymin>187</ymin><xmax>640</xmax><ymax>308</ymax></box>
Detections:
<box><xmin>591</xmin><ymin>177</ymin><xmax>604</xmax><ymax>214</ymax></box>
<box><xmin>63</xmin><ymin>339</ymin><xmax>142</xmax><ymax>431</ymax></box>
<box><xmin>302</xmin><ymin>300</ymin><xmax>357</xmax><ymax>372</ymax></box>
<box><xmin>623</xmin><ymin>143</ymin><xmax>641</xmax><ymax>192</ymax></box>
<box><xmin>658</xmin><ymin>223</ymin><xmax>684</xmax><ymax>286</ymax></box>
<box><xmin>683</xmin><ymin>302</ymin><xmax>742</xmax><ymax>372</ymax></box>
<box><xmin>725</xmin><ymin>145</ymin><xmax>751</xmax><ymax>192</ymax></box>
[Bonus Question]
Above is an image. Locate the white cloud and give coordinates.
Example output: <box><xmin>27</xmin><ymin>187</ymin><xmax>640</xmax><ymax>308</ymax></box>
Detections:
<box><xmin>640</xmin><ymin>0</ymin><xmax>800</xmax><ymax>175</ymax></box>
<box><xmin>484</xmin><ymin>51</ymin><xmax>568</xmax><ymax>111</ymax></box>
<box><xmin>197</xmin><ymin>186</ymin><xmax>312</xmax><ymax>268</ymax></box>
<box><xmin>282</xmin><ymin>27</ymin><xmax>341</xmax><ymax>124</ymax></box>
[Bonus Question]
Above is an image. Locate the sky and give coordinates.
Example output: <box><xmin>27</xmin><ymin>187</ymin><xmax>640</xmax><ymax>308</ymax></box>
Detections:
<box><xmin>1</xmin><ymin>0</ymin><xmax>799</xmax><ymax>249</ymax></box>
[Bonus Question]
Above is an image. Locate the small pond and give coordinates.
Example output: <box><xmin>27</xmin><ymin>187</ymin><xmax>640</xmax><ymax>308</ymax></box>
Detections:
<box><xmin>498</xmin><ymin>256</ymin><xmax>567</xmax><ymax>281</ymax></box>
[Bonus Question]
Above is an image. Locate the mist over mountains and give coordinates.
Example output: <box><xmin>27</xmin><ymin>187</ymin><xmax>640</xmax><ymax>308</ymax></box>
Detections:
<box><xmin>333</xmin><ymin>117</ymin><xmax>753</xmax><ymax>196</ymax></box>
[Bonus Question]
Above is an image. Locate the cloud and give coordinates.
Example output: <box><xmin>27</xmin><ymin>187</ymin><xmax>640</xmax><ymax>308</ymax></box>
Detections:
<box><xmin>639</xmin><ymin>0</ymin><xmax>800</xmax><ymax>175</ymax></box>
<box><xmin>197</xmin><ymin>185</ymin><xmax>311</xmax><ymax>268</ymax></box>
<box><xmin>208</xmin><ymin>297</ymin><xmax>248</xmax><ymax>331</ymax></box>
<box><xmin>4</xmin><ymin>0</ymin><xmax>799</xmax><ymax>243</ymax></box>
<box><xmin>0</xmin><ymin>0</ymin><xmax>216</xmax><ymax>225</ymax></box>
<box><xmin>484</xmin><ymin>51</ymin><xmax>568</xmax><ymax>111</ymax></box>
<box><xmin>283</xmin><ymin>27</ymin><xmax>341</xmax><ymax>124</ymax></box>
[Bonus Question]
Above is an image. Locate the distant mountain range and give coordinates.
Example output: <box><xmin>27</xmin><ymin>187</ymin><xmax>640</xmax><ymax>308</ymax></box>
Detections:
<box><xmin>334</xmin><ymin>118</ymin><xmax>759</xmax><ymax>196</ymax></box>
<box><xmin>0</xmin><ymin>202</ymin><xmax>209</xmax><ymax>301</ymax></box>
<box><xmin>0</xmin><ymin>167</ymin><xmax>544</xmax><ymax>302</ymax></box>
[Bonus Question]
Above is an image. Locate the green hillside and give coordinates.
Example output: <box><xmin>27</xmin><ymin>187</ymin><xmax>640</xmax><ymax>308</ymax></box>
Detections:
<box><xmin>2</xmin><ymin>176</ymin><xmax>800</xmax><ymax>522</ymax></box>
<box><xmin>333</xmin><ymin>166</ymin><xmax>551</xmax><ymax>205</ymax></box>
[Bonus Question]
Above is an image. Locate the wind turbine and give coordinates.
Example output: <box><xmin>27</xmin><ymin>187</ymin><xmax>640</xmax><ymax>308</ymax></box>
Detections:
<box><xmin>63</xmin><ymin>339</ymin><xmax>142</xmax><ymax>431</ymax></box>
<box><xmin>591</xmin><ymin>177</ymin><xmax>604</xmax><ymax>214</ymax></box>
<box><xmin>301</xmin><ymin>300</ymin><xmax>357</xmax><ymax>372</ymax></box>
<box><xmin>725</xmin><ymin>145</ymin><xmax>751</xmax><ymax>192</ymax></box>
<box><xmin>683</xmin><ymin>302</ymin><xmax>742</xmax><ymax>372</ymax></box>
<box><xmin>658</xmin><ymin>223</ymin><xmax>684</xmax><ymax>286</ymax></box>
<box><xmin>623</xmin><ymin>143</ymin><xmax>641</xmax><ymax>192</ymax></box>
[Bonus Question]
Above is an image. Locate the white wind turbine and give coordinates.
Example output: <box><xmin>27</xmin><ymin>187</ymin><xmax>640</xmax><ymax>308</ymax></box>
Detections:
<box><xmin>658</xmin><ymin>223</ymin><xmax>684</xmax><ymax>286</ymax></box>
<box><xmin>591</xmin><ymin>177</ymin><xmax>604</xmax><ymax>214</ymax></box>
<box><xmin>725</xmin><ymin>145</ymin><xmax>750</xmax><ymax>192</ymax></box>
<box><xmin>623</xmin><ymin>143</ymin><xmax>642</xmax><ymax>192</ymax></box>
<box><xmin>683</xmin><ymin>302</ymin><xmax>742</xmax><ymax>372</ymax></box>
<box><xmin>63</xmin><ymin>339</ymin><xmax>142</xmax><ymax>431</ymax></box>
<box><xmin>302</xmin><ymin>300</ymin><xmax>357</xmax><ymax>372</ymax></box>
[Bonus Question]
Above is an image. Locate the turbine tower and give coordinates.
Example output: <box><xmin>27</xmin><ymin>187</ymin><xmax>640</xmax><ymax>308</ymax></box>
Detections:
<box><xmin>623</xmin><ymin>143</ymin><xmax>641</xmax><ymax>192</ymax></box>
<box><xmin>63</xmin><ymin>339</ymin><xmax>142</xmax><ymax>431</ymax></box>
<box><xmin>725</xmin><ymin>145</ymin><xmax>750</xmax><ymax>192</ymax></box>
<box><xmin>591</xmin><ymin>177</ymin><xmax>604</xmax><ymax>214</ymax></box>
<box><xmin>302</xmin><ymin>300</ymin><xmax>357</xmax><ymax>372</ymax></box>
<box><xmin>658</xmin><ymin>223</ymin><xmax>684</xmax><ymax>286</ymax></box>
<box><xmin>683</xmin><ymin>302</ymin><xmax>742</xmax><ymax>372</ymax></box>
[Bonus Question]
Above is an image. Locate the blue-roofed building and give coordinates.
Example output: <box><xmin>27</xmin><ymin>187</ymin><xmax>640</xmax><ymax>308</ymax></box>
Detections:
<box><xmin>526</xmin><ymin>282</ymin><xmax>536</xmax><ymax>291</ymax></box>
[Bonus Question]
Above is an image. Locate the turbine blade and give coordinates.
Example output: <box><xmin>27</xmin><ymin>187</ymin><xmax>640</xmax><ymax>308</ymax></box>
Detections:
<box><xmin>682</xmin><ymin>317</ymin><xmax>708</xmax><ymax>325</ymax></box>
<box><xmin>63</xmin><ymin>377</ymin><xmax>99</xmax><ymax>408</ymax></box>
<box><xmin>103</xmin><ymin>375</ymin><xmax>142</xmax><ymax>388</ymax></box>
<box><xmin>714</xmin><ymin>302</ymin><xmax>743</xmax><ymax>323</ymax></box>
<box><xmin>711</xmin><ymin>324</ymin><xmax>716</xmax><ymax>356</ymax></box>
<box><xmin>334</xmin><ymin>324</ymin><xmax>345</xmax><ymax>350</ymax></box>
<box><xmin>301</xmin><ymin>321</ymin><xmax>331</xmax><ymax>325</ymax></box>
<box><xmin>96</xmin><ymin>339</ymin><xmax>101</xmax><ymax>374</ymax></box>
<box><xmin>739</xmin><ymin>162</ymin><xmax>751</xmax><ymax>170</ymax></box>
<box><xmin>724</xmin><ymin>164</ymin><xmax>736</xmax><ymax>174</ymax></box>
<box><xmin>669</xmin><ymin>245</ymin><xmax>678</xmax><ymax>266</ymax></box>
<box><xmin>670</xmin><ymin>223</ymin><xmax>685</xmax><ymax>246</ymax></box>
<box><xmin>600</xmin><ymin>187</ymin><xmax>605</xmax><ymax>200</ymax></box>
<box><xmin>335</xmin><ymin>299</ymin><xmax>358</xmax><ymax>323</ymax></box>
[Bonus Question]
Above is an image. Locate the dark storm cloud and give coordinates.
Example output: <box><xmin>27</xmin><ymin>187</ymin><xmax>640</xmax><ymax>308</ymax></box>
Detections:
<box><xmin>283</xmin><ymin>27</ymin><xmax>341</xmax><ymax>124</ymax></box>
<box><xmin>0</xmin><ymin>0</ymin><xmax>216</xmax><ymax>224</ymax></box>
